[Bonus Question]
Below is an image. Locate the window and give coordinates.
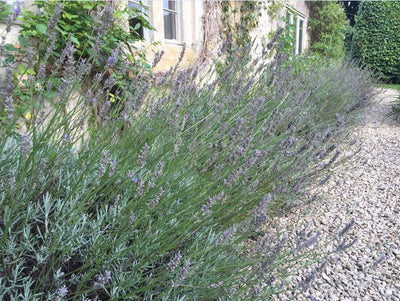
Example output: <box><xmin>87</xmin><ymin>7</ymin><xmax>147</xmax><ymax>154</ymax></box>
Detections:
<box><xmin>285</xmin><ymin>7</ymin><xmax>305</xmax><ymax>55</ymax></box>
<box><xmin>163</xmin><ymin>0</ymin><xmax>177</xmax><ymax>40</ymax></box>
<box><xmin>128</xmin><ymin>0</ymin><xmax>150</xmax><ymax>40</ymax></box>
<box><xmin>297</xmin><ymin>18</ymin><xmax>304</xmax><ymax>55</ymax></box>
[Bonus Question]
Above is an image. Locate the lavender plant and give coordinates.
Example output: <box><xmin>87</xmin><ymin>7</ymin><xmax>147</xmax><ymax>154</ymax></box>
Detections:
<box><xmin>0</xmin><ymin>8</ymin><xmax>374</xmax><ymax>300</ymax></box>
<box><xmin>390</xmin><ymin>94</ymin><xmax>400</xmax><ymax>122</ymax></box>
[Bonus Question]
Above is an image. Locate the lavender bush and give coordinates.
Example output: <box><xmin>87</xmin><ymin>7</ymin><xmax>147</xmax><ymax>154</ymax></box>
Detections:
<box><xmin>0</xmin><ymin>6</ymin><xmax>374</xmax><ymax>300</ymax></box>
<box><xmin>390</xmin><ymin>94</ymin><xmax>400</xmax><ymax>122</ymax></box>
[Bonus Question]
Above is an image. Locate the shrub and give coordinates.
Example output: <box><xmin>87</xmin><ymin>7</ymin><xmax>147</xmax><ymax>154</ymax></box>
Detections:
<box><xmin>307</xmin><ymin>1</ymin><xmax>349</xmax><ymax>60</ymax></box>
<box><xmin>0</xmin><ymin>8</ymin><xmax>374</xmax><ymax>300</ymax></box>
<box><xmin>390</xmin><ymin>94</ymin><xmax>400</xmax><ymax>122</ymax></box>
<box><xmin>18</xmin><ymin>0</ymin><xmax>153</xmax><ymax>68</ymax></box>
<box><xmin>352</xmin><ymin>1</ymin><xmax>400</xmax><ymax>83</ymax></box>
<box><xmin>2</xmin><ymin>0</ymin><xmax>154</xmax><ymax>123</ymax></box>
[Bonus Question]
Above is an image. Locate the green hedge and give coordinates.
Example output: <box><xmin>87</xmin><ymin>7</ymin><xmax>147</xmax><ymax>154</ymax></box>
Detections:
<box><xmin>352</xmin><ymin>1</ymin><xmax>400</xmax><ymax>83</ymax></box>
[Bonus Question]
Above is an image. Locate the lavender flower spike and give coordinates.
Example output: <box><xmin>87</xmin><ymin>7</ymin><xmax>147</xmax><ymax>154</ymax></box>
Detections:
<box><xmin>93</xmin><ymin>270</ymin><xmax>112</xmax><ymax>288</ymax></box>
<box><xmin>107</xmin><ymin>48</ymin><xmax>119</xmax><ymax>65</ymax></box>
<box><xmin>215</xmin><ymin>225</ymin><xmax>237</xmax><ymax>245</ymax></box>
<box><xmin>168</xmin><ymin>251</ymin><xmax>182</xmax><ymax>272</ymax></box>
<box><xmin>13</xmin><ymin>1</ymin><xmax>22</xmax><ymax>17</ymax></box>
<box><xmin>138</xmin><ymin>143</ymin><xmax>150</xmax><ymax>167</ymax></box>
<box><xmin>20</xmin><ymin>133</ymin><xmax>32</xmax><ymax>157</ymax></box>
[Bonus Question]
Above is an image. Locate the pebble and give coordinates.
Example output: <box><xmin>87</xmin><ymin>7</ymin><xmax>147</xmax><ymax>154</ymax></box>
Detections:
<box><xmin>272</xmin><ymin>89</ymin><xmax>400</xmax><ymax>300</ymax></box>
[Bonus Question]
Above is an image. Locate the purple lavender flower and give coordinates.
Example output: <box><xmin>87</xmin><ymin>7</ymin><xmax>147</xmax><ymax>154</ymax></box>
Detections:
<box><xmin>132</xmin><ymin>177</ymin><xmax>138</xmax><ymax>184</ymax></box>
<box><xmin>215</xmin><ymin>225</ymin><xmax>236</xmax><ymax>245</ymax></box>
<box><xmin>202</xmin><ymin>191</ymin><xmax>225</xmax><ymax>216</ymax></box>
<box><xmin>148</xmin><ymin>188</ymin><xmax>164</xmax><ymax>209</ymax></box>
<box><xmin>135</xmin><ymin>178</ymin><xmax>144</xmax><ymax>196</ymax></box>
<box><xmin>155</xmin><ymin>161</ymin><xmax>164</xmax><ymax>178</ymax></box>
<box><xmin>138</xmin><ymin>143</ymin><xmax>150</xmax><ymax>167</ymax></box>
<box><xmin>253</xmin><ymin>194</ymin><xmax>272</xmax><ymax>227</ymax></box>
<box><xmin>58</xmin><ymin>284</ymin><xmax>68</xmax><ymax>298</ymax></box>
<box><xmin>62</xmin><ymin>134</ymin><xmax>68</xmax><ymax>144</ymax></box>
<box><xmin>179</xmin><ymin>259</ymin><xmax>190</xmax><ymax>281</ymax></box>
<box><xmin>107</xmin><ymin>54</ymin><xmax>118</xmax><ymax>65</ymax></box>
<box><xmin>13</xmin><ymin>2</ymin><xmax>22</xmax><ymax>17</ymax></box>
<box><xmin>167</xmin><ymin>251</ymin><xmax>182</xmax><ymax>272</ymax></box>
<box><xmin>209</xmin><ymin>281</ymin><xmax>224</xmax><ymax>288</ymax></box>
<box><xmin>109</xmin><ymin>159</ymin><xmax>117</xmax><ymax>177</ymax></box>
<box><xmin>93</xmin><ymin>271</ymin><xmax>112</xmax><ymax>288</ymax></box>
<box><xmin>293</xmin><ymin>232</ymin><xmax>321</xmax><ymax>253</ymax></box>
<box><xmin>20</xmin><ymin>133</ymin><xmax>32</xmax><ymax>157</ymax></box>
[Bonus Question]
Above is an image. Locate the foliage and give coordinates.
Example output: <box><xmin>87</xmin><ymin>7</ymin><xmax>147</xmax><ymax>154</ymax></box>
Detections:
<box><xmin>0</xmin><ymin>8</ymin><xmax>374</xmax><ymax>299</ymax></box>
<box><xmin>19</xmin><ymin>0</ymin><xmax>153</xmax><ymax>67</ymax></box>
<box><xmin>1</xmin><ymin>50</ymin><xmax>373</xmax><ymax>301</ymax></box>
<box><xmin>384</xmin><ymin>85</ymin><xmax>400</xmax><ymax>121</ymax></box>
<box><xmin>307</xmin><ymin>1</ymin><xmax>349</xmax><ymax>59</ymax></box>
<box><xmin>220</xmin><ymin>1</ymin><xmax>265</xmax><ymax>61</ymax></box>
<box><xmin>352</xmin><ymin>1</ymin><xmax>400</xmax><ymax>83</ymax></box>
<box><xmin>0</xmin><ymin>1</ymin><xmax>12</xmax><ymax>22</ymax></box>
<box><xmin>390</xmin><ymin>94</ymin><xmax>400</xmax><ymax>122</ymax></box>
<box><xmin>2</xmin><ymin>1</ymin><xmax>154</xmax><ymax>124</ymax></box>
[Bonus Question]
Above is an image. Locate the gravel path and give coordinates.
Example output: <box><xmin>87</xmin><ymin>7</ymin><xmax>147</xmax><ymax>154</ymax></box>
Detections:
<box><xmin>275</xmin><ymin>88</ymin><xmax>400</xmax><ymax>300</ymax></box>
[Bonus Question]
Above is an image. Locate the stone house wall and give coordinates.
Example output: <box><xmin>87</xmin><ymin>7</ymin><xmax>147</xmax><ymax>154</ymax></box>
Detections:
<box><xmin>1</xmin><ymin>0</ymin><xmax>311</xmax><ymax>73</ymax></box>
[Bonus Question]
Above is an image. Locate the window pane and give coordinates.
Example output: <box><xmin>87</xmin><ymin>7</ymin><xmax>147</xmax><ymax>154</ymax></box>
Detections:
<box><xmin>164</xmin><ymin>11</ymin><xmax>176</xmax><ymax>39</ymax></box>
<box><xmin>164</xmin><ymin>0</ymin><xmax>176</xmax><ymax>11</ymax></box>
<box><xmin>168</xmin><ymin>0</ymin><xmax>176</xmax><ymax>11</ymax></box>
<box><xmin>130</xmin><ymin>0</ymin><xmax>149</xmax><ymax>8</ymax></box>
<box><xmin>298</xmin><ymin>19</ymin><xmax>304</xmax><ymax>54</ymax></box>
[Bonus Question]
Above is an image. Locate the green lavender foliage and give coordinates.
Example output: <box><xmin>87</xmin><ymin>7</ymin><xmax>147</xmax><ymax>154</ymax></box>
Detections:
<box><xmin>0</xmin><ymin>12</ymin><xmax>374</xmax><ymax>301</ymax></box>
<box><xmin>389</xmin><ymin>93</ymin><xmax>400</xmax><ymax>122</ymax></box>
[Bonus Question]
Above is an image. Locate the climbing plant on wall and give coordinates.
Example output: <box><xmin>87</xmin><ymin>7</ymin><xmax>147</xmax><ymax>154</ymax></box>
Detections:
<box><xmin>220</xmin><ymin>1</ymin><xmax>264</xmax><ymax>59</ymax></box>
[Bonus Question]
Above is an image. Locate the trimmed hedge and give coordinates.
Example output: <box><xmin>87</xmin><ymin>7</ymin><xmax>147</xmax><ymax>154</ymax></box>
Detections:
<box><xmin>352</xmin><ymin>1</ymin><xmax>400</xmax><ymax>83</ymax></box>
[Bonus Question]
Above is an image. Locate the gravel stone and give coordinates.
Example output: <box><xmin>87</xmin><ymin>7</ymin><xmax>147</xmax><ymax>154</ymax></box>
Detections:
<box><xmin>272</xmin><ymin>88</ymin><xmax>400</xmax><ymax>300</ymax></box>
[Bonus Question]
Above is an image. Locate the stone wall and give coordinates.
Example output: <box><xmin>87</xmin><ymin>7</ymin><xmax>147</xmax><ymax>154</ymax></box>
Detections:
<box><xmin>1</xmin><ymin>0</ymin><xmax>312</xmax><ymax>74</ymax></box>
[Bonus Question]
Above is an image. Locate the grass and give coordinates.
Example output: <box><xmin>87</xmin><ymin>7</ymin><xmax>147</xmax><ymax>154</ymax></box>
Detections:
<box><xmin>378</xmin><ymin>83</ymin><xmax>400</xmax><ymax>90</ymax></box>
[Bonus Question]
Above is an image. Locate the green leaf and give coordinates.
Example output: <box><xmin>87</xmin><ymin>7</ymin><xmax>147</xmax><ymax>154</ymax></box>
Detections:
<box><xmin>36</xmin><ymin>24</ymin><xmax>47</xmax><ymax>35</ymax></box>
<box><xmin>70</xmin><ymin>36</ymin><xmax>80</xmax><ymax>46</ymax></box>
<box><xmin>56</xmin><ymin>26</ymin><xmax>67</xmax><ymax>35</ymax></box>
<box><xmin>133</xmin><ymin>23</ymin><xmax>141</xmax><ymax>31</ymax></box>
<box><xmin>18</xmin><ymin>35</ymin><xmax>30</xmax><ymax>47</ymax></box>
<box><xmin>5</xmin><ymin>44</ymin><xmax>18</xmax><ymax>51</ymax></box>
<box><xmin>2</xmin><ymin>56</ymin><xmax>15</xmax><ymax>66</ymax></box>
<box><xmin>44</xmin><ymin>90</ymin><xmax>58</xmax><ymax>98</ymax></box>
